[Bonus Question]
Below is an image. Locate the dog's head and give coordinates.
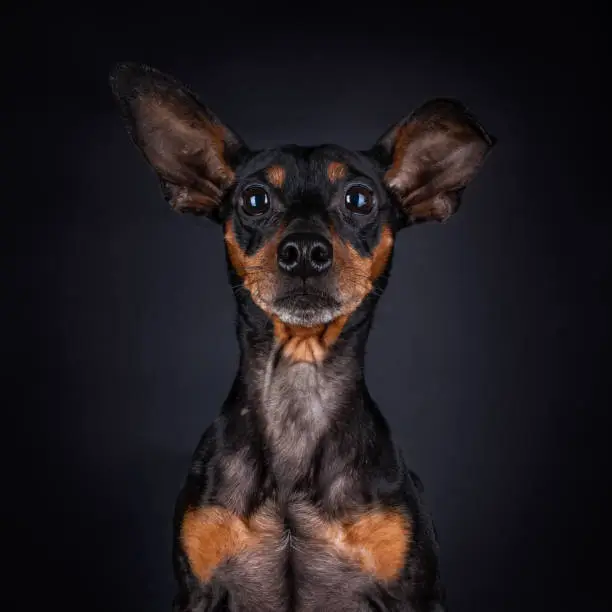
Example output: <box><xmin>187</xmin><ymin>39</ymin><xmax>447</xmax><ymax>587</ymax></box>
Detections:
<box><xmin>111</xmin><ymin>63</ymin><xmax>494</xmax><ymax>331</ymax></box>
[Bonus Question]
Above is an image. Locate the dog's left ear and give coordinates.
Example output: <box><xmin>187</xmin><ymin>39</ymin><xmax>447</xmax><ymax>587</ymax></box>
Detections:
<box><xmin>370</xmin><ymin>98</ymin><xmax>495</xmax><ymax>225</ymax></box>
<box><xmin>109</xmin><ymin>62</ymin><xmax>248</xmax><ymax>220</ymax></box>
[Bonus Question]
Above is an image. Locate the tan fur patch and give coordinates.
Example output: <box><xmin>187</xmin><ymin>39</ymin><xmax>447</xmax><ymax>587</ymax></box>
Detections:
<box><xmin>327</xmin><ymin>509</ymin><xmax>411</xmax><ymax>581</ymax></box>
<box><xmin>327</xmin><ymin>161</ymin><xmax>347</xmax><ymax>183</ymax></box>
<box><xmin>291</xmin><ymin>502</ymin><xmax>412</xmax><ymax>582</ymax></box>
<box><xmin>273</xmin><ymin>315</ymin><xmax>349</xmax><ymax>364</ymax></box>
<box><xmin>181</xmin><ymin>503</ymin><xmax>283</xmax><ymax>582</ymax></box>
<box><xmin>266</xmin><ymin>165</ymin><xmax>286</xmax><ymax>189</ymax></box>
<box><xmin>369</xmin><ymin>224</ymin><xmax>395</xmax><ymax>281</ymax></box>
<box><xmin>224</xmin><ymin>220</ymin><xmax>281</xmax><ymax>312</ymax></box>
<box><xmin>333</xmin><ymin>224</ymin><xmax>394</xmax><ymax>314</ymax></box>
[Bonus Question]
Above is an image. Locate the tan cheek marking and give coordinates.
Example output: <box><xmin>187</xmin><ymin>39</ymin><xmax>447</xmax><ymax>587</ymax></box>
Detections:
<box><xmin>369</xmin><ymin>225</ymin><xmax>394</xmax><ymax>281</ymax></box>
<box><xmin>224</xmin><ymin>221</ymin><xmax>247</xmax><ymax>277</ymax></box>
<box><xmin>265</xmin><ymin>165</ymin><xmax>286</xmax><ymax>189</ymax></box>
<box><xmin>181</xmin><ymin>503</ymin><xmax>283</xmax><ymax>582</ymax></box>
<box><xmin>224</xmin><ymin>220</ymin><xmax>282</xmax><ymax>312</ymax></box>
<box><xmin>325</xmin><ymin>510</ymin><xmax>412</xmax><ymax>582</ymax></box>
<box><xmin>327</xmin><ymin>161</ymin><xmax>347</xmax><ymax>183</ymax></box>
<box><xmin>334</xmin><ymin>224</ymin><xmax>394</xmax><ymax>312</ymax></box>
<box><xmin>332</xmin><ymin>231</ymin><xmax>371</xmax><ymax>307</ymax></box>
<box><xmin>224</xmin><ymin>220</ymin><xmax>279</xmax><ymax>279</ymax></box>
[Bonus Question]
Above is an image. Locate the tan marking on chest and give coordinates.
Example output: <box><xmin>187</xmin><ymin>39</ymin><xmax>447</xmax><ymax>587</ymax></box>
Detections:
<box><xmin>272</xmin><ymin>315</ymin><xmax>348</xmax><ymax>363</ymax></box>
<box><xmin>324</xmin><ymin>509</ymin><xmax>412</xmax><ymax>581</ymax></box>
<box><xmin>332</xmin><ymin>224</ymin><xmax>394</xmax><ymax>315</ymax></box>
<box><xmin>181</xmin><ymin>503</ymin><xmax>283</xmax><ymax>582</ymax></box>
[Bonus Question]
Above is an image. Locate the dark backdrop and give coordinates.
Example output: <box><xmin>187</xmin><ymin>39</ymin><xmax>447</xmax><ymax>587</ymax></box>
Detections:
<box><xmin>4</xmin><ymin>3</ymin><xmax>611</xmax><ymax>611</ymax></box>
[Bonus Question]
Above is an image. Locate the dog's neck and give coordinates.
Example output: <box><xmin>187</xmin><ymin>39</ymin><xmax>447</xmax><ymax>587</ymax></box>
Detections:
<box><xmin>232</xmin><ymin>293</ymin><xmax>380</xmax><ymax>486</ymax></box>
<box><xmin>234</xmin><ymin>291</ymin><xmax>376</xmax><ymax>377</ymax></box>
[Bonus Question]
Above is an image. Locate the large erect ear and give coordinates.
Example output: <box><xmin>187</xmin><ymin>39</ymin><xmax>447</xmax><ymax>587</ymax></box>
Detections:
<box><xmin>371</xmin><ymin>98</ymin><xmax>495</xmax><ymax>225</ymax></box>
<box><xmin>109</xmin><ymin>63</ymin><xmax>248</xmax><ymax>220</ymax></box>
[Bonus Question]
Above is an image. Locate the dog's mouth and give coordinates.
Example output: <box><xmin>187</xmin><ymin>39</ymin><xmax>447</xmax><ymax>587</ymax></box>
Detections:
<box><xmin>272</xmin><ymin>289</ymin><xmax>342</xmax><ymax>326</ymax></box>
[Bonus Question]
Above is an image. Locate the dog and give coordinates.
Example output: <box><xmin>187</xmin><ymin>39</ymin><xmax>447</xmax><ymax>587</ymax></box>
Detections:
<box><xmin>110</xmin><ymin>62</ymin><xmax>495</xmax><ymax>612</ymax></box>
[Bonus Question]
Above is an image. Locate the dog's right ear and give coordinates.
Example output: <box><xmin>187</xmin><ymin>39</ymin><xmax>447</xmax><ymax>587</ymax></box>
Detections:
<box><xmin>109</xmin><ymin>63</ymin><xmax>249</xmax><ymax>221</ymax></box>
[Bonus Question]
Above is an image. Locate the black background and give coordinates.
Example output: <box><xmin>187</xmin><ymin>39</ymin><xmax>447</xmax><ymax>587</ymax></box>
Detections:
<box><xmin>4</xmin><ymin>3</ymin><xmax>611</xmax><ymax>611</ymax></box>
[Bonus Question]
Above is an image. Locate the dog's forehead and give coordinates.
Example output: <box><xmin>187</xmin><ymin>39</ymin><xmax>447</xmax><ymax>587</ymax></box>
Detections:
<box><xmin>236</xmin><ymin>145</ymin><xmax>379</xmax><ymax>193</ymax></box>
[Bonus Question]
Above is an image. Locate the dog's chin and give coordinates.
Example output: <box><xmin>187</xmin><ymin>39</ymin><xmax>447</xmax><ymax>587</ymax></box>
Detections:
<box><xmin>272</xmin><ymin>293</ymin><xmax>342</xmax><ymax>327</ymax></box>
<box><xmin>274</xmin><ymin>308</ymin><xmax>338</xmax><ymax>327</ymax></box>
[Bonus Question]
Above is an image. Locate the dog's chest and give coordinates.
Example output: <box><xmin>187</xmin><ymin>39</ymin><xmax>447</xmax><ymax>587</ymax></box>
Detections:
<box><xmin>260</xmin><ymin>360</ymin><xmax>346</xmax><ymax>481</ymax></box>
<box><xmin>220</xmin><ymin>496</ymin><xmax>379</xmax><ymax>612</ymax></box>
<box><xmin>216</xmin><ymin>356</ymin><xmax>383</xmax><ymax>609</ymax></box>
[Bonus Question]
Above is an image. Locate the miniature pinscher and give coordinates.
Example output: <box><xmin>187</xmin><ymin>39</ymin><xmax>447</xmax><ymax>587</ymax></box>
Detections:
<box><xmin>110</xmin><ymin>62</ymin><xmax>495</xmax><ymax>612</ymax></box>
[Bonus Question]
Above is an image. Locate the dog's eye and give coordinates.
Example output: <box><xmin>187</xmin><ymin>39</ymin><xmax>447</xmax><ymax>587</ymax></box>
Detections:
<box><xmin>345</xmin><ymin>185</ymin><xmax>374</xmax><ymax>214</ymax></box>
<box><xmin>241</xmin><ymin>186</ymin><xmax>270</xmax><ymax>216</ymax></box>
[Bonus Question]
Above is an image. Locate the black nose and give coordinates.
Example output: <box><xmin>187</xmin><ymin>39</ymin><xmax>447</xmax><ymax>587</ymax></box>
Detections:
<box><xmin>277</xmin><ymin>232</ymin><xmax>333</xmax><ymax>278</ymax></box>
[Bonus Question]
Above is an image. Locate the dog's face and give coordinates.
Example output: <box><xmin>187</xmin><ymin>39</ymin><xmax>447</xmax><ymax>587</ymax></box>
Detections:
<box><xmin>221</xmin><ymin>144</ymin><xmax>398</xmax><ymax>327</ymax></box>
<box><xmin>111</xmin><ymin>63</ymin><xmax>494</xmax><ymax>329</ymax></box>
